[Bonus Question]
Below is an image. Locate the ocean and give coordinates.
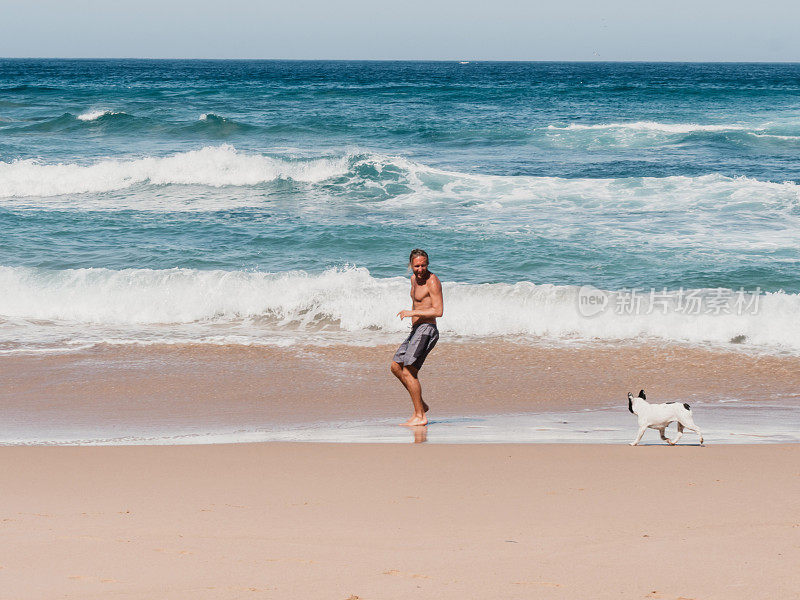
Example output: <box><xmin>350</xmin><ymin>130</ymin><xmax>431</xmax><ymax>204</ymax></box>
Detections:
<box><xmin>3</xmin><ymin>63</ymin><xmax>799</xmax><ymax>599</ymax></box>
<box><xmin>2</xmin><ymin>59</ymin><xmax>800</xmax><ymax>356</ymax></box>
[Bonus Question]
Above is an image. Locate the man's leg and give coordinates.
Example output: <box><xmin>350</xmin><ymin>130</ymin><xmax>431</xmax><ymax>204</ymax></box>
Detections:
<box><xmin>400</xmin><ymin>364</ymin><xmax>428</xmax><ymax>426</ymax></box>
<box><xmin>390</xmin><ymin>361</ymin><xmax>429</xmax><ymax>425</ymax></box>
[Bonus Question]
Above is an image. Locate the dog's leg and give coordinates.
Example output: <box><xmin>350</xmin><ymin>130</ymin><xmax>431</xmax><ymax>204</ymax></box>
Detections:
<box><xmin>678</xmin><ymin>415</ymin><xmax>704</xmax><ymax>445</ymax></box>
<box><xmin>630</xmin><ymin>425</ymin><xmax>647</xmax><ymax>446</ymax></box>
<box><xmin>658</xmin><ymin>428</ymin><xmax>674</xmax><ymax>445</ymax></box>
<box><xmin>672</xmin><ymin>423</ymin><xmax>684</xmax><ymax>445</ymax></box>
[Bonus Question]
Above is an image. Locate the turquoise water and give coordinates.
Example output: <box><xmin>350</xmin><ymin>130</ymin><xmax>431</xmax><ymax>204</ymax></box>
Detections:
<box><xmin>2</xmin><ymin>60</ymin><xmax>800</xmax><ymax>353</ymax></box>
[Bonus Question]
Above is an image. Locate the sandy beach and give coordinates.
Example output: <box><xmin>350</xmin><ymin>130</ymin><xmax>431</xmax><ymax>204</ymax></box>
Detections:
<box><xmin>2</xmin><ymin>442</ymin><xmax>798</xmax><ymax>600</ymax></box>
<box><xmin>4</xmin><ymin>341</ymin><xmax>800</xmax><ymax>444</ymax></box>
<box><xmin>4</xmin><ymin>340</ymin><xmax>799</xmax><ymax>597</ymax></box>
<box><xmin>5</xmin><ymin>53</ymin><xmax>800</xmax><ymax>600</ymax></box>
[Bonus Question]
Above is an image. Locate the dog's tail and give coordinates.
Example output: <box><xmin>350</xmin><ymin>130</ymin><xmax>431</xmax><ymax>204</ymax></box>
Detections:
<box><xmin>638</xmin><ymin>390</ymin><xmax>646</xmax><ymax>400</ymax></box>
<box><xmin>683</xmin><ymin>402</ymin><xmax>691</xmax><ymax>411</ymax></box>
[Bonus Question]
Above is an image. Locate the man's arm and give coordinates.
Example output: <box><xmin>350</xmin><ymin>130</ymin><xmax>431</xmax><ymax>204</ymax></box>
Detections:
<box><xmin>397</xmin><ymin>275</ymin><xmax>444</xmax><ymax>319</ymax></box>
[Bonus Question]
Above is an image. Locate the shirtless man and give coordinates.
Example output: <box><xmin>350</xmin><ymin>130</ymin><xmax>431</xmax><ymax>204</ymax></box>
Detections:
<box><xmin>390</xmin><ymin>249</ymin><xmax>444</xmax><ymax>426</ymax></box>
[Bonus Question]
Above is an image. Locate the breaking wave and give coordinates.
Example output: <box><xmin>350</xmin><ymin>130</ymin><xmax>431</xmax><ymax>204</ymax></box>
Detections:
<box><xmin>547</xmin><ymin>121</ymin><xmax>754</xmax><ymax>133</ymax></box>
<box><xmin>76</xmin><ymin>109</ymin><xmax>126</xmax><ymax>121</ymax></box>
<box><xmin>2</xmin><ymin>110</ymin><xmax>142</xmax><ymax>134</ymax></box>
<box><xmin>178</xmin><ymin>113</ymin><xmax>259</xmax><ymax>135</ymax></box>
<box><xmin>1</xmin><ymin>265</ymin><xmax>799</xmax><ymax>354</ymax></box>
<box><xmin>0</xmin><ymin>145</ymin><xmax>349</xmax><ymax>198</ymax></box>
<box><xmin>543</xmin><ymin>120</ymin><xmax>800</xmax><ymax>149</ymax></box>
<box><xmin>1</xmin><ymin>146</ymin><xmax>799</xmax><ymax>213</ymax></box>
<box><xmin>0</xmin><ymin>110</ymin><xmax>260</xmax><ymax>138</ymax></box>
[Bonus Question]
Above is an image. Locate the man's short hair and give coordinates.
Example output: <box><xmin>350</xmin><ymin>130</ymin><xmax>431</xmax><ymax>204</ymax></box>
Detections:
<box><xmin>409</xmin><ymin>249</ymin><xmax>429</xmax><ymax>265</ymax></box>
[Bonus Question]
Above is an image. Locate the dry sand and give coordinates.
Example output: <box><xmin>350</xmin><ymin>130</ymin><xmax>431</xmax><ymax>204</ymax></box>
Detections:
<box><xmin>2</xmin><ymin>443</ymin><xmax>799</xmax><ymax>600</ymax></box>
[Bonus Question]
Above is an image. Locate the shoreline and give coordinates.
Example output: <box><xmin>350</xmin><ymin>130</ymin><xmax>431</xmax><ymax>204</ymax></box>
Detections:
<box><xmin>3</xmin><ymin>339</ymin><xmax>800</xmax><ymax>445</ymax></box>
<box><xmin>4</xmin><ymin>404</ymin><xmax>798</xmax><ymax>445</ymax></box>
<box><xmin>2</xmin><ymin>442</ymin><xmax>798</xmax><ymax>599</ymax></box>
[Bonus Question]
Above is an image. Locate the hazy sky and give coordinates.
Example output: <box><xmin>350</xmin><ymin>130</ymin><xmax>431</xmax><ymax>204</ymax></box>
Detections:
<box><xmin>1</xmin><ymin>0</ymin><xmax>798</xmax><ymax>61</ymax></box>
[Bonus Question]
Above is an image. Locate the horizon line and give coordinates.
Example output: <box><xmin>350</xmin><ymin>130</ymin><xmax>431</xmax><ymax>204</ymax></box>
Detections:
<box><xmin>2</xmin><ymin>57</ymin><xmax>799</xmax><ymax>64</ymax></box>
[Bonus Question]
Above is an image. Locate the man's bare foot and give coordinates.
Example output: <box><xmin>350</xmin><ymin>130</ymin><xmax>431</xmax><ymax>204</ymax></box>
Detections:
<box><xmin>401</xmin><ymin>415</ymin><xmax>428</xmax><ymax>426</ymax></box>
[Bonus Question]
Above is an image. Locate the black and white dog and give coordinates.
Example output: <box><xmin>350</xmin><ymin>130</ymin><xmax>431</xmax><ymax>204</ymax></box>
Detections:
<box><xmin>627</xmin><ymin>390</ymin><xmax>704</xmax><ymax>446</ymax></box>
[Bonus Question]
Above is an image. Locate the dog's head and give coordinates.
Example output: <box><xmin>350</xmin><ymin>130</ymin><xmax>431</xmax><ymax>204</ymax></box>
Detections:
<box><xmin>627</xmin><ymin>389</ymin><xmax>646</xmax><ymax>414</ymax></box>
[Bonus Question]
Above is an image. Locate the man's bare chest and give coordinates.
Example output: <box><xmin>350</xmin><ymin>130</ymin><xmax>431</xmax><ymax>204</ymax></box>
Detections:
<box><xmin>411</xmin><ymin>282</ymin><xmax>431</xmax><ymax>303</ymax></box>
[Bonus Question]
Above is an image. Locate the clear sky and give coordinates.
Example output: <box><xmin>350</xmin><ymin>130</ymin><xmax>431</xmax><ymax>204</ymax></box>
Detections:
<box><xmin>1</xmin><ymin>0</ymin><xmax>798</xmax><ymax>61</ymax></box>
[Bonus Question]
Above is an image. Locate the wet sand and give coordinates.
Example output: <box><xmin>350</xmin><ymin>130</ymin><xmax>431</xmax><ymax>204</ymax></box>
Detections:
<box><xmin>1</xmin><ymin>443</ymin><xmax>798</xmax><ymax>600</ymax></box>
<box><xmin>2</xmin><ymin>341</ymin><xmax>800</xmax><ymax>442</ymax></box>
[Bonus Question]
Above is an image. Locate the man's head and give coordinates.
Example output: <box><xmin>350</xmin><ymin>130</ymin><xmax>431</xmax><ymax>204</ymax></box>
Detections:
<box><xmin>409</xmin><ymin>248</ymin><xmax>429</xmax><ymax>279</ymax></box>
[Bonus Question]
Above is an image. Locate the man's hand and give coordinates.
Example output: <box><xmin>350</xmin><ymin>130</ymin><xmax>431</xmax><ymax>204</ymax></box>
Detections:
<box><xmin>397</xmin><ymin>310</ymin><xmax>414</xmax><ymax>320</ymax></box>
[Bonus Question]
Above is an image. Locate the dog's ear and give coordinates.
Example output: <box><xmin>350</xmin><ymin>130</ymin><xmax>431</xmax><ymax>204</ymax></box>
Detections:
<box><xmin>638</xmin><ymin>390</ymin><xmax>646</xmax><ymax>400</ymax></box>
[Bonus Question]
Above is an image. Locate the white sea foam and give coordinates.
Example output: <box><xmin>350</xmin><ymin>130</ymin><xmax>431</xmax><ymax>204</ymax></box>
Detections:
<box><xmin>2</xmin><ymin>147</ymin><xmax>798</xmax><ymax>217</ymax></box>
<box><xmin>2</xmin><ymin>265</ymin><xmax>800</xmax><ymax>354</ymax></box>
<box><xmin>546</xmin><ymin>121</ymin><xmax>754</xmax><ymax>133</ymax></box>
<box><xmin>198</xmin><ymin>113</ymin><xmax>231</xmax><ymax>121</ymax></box>
<box><xmin>0</xmin><ymin>145</ymin><xmax>349</xmax><ymax>198</ymax></box>
<box><xmin>11</xmin><ymin>405</ymin><xmax>799</xmax><ymax>445</ymax></box>
<box><xmin>747</xmin><ymin>133</ymin><xmax>800</xmax><ymax>141</ymax></box>
<box><xmin>0</xmin><ymin>266</ymin><xmax>400</xmax><ymax>328</ymax></box>
<box><xmin>76</xmin><ymin>109</ymin><xmax>124</xmax><ymax>121</ymax></box>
